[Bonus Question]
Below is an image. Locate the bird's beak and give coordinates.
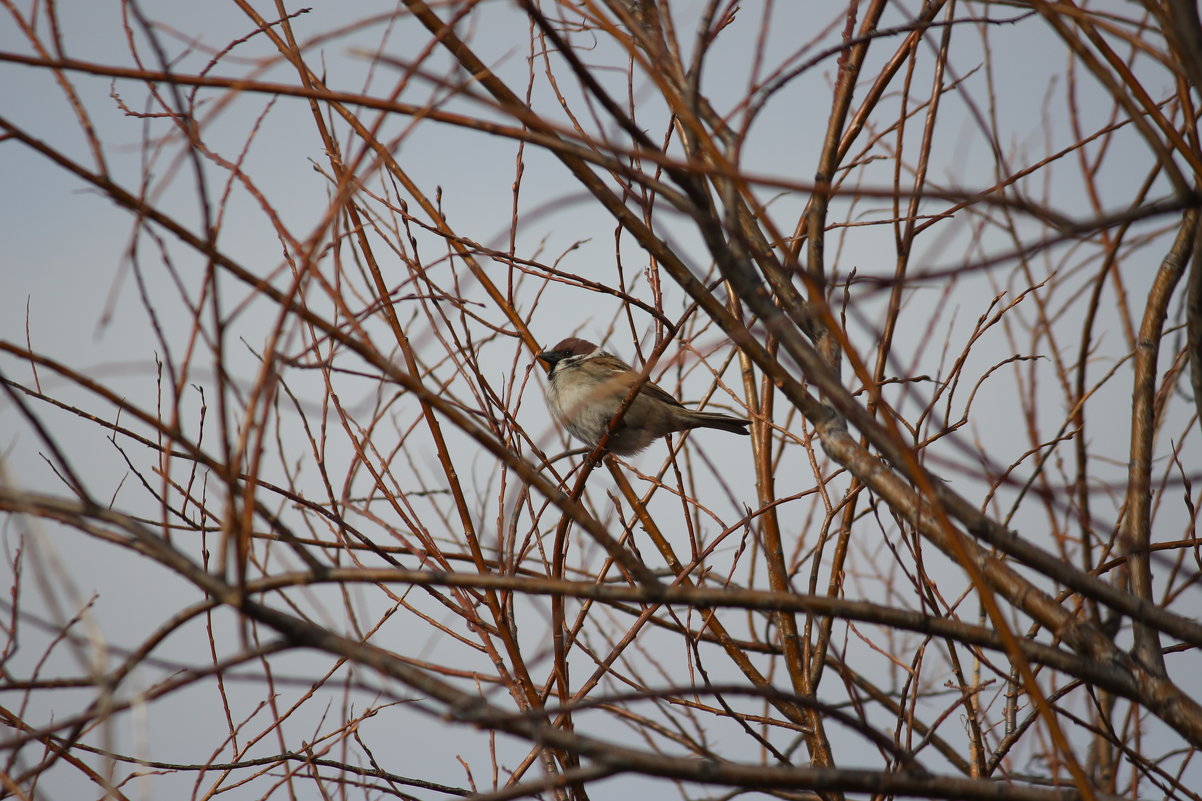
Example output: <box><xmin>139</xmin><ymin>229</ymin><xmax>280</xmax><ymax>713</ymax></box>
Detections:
<box><xmin>537</xmin><ymin>348</ymin><xmax>562</xmax><ymax>374</ymax></box>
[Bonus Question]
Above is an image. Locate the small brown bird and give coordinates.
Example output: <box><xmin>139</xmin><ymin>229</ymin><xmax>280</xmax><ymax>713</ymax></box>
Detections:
<box><xmin>538</xmin><ymin>337</ymin><xmax>750</xmax><ymax>455</ymax></box>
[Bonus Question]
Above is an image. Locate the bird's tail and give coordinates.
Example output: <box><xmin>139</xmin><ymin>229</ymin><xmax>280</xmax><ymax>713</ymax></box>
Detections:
<box><xmin>687</xmin><ymin>410</ymin><xmax>751</xmax><ymax>435</ymax></box>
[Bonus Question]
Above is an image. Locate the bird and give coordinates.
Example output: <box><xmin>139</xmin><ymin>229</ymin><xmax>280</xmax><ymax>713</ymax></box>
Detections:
<box><xmin>538</xmin><ymin>337</ymin><xmax>750</xmax><ymax>456</ymax></box>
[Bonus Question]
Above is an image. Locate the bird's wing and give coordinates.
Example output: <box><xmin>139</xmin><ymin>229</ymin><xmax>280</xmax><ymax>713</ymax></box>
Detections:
<box><xmin>635</xmin><ymin>377</ymin><xmax>686</xmax><ymax>408</ymax></box>
<box><xmin>603</xmin><ymin>362</ymin><xmax>686</xmax><ymax>409</ymax></box>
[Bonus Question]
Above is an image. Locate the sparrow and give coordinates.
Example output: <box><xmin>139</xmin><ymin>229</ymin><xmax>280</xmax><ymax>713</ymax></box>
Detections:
<box><xmin>538</xmin><ymin>337</ymin><xmax>750</xmax><ymax>455</ymax></box>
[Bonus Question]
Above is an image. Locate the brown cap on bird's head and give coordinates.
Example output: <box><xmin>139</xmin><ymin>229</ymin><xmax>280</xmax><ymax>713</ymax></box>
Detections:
<box><xmin>545</xmin><ymin>337</ymin><xmax>596</xmax><ymax>356</ymax></box>
<box><xmin>538</xmin><ymin>337</ymin><xmax>598</xmax><ymax>369</ymax></box>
